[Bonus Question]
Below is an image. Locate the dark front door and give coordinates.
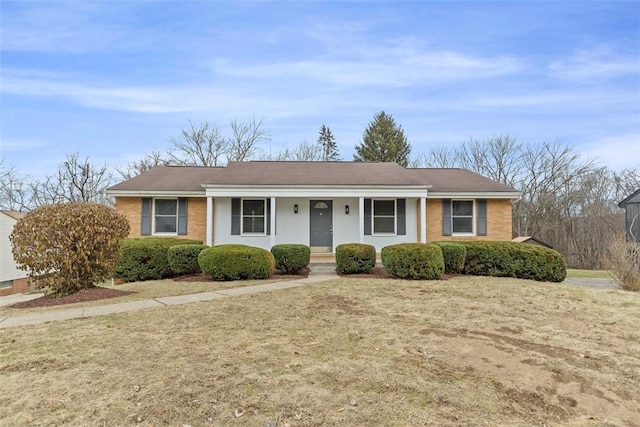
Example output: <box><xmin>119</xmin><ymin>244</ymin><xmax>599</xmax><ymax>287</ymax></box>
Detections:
<box><xmin>310</xmin><ymin>200</ymin><xmax>333</xmax><ymax>249</ymax></box>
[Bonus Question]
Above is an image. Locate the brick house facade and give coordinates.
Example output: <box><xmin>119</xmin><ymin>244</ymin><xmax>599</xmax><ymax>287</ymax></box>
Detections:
<box><xmin>107</xmin><ymin>162</ymin><xmax>520</xmax><ymax>252</ymax></box>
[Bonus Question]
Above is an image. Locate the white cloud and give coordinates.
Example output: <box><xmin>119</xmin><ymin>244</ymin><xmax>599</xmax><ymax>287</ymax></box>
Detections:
<box><xmin>463</xmin><ymin>89</ymin><xmax>637</xmax><ymax>111</ymax></box>
<box><xmin>209</xmin><ymin>48</ymin><xmax>523</xmax><ymax>87</ymax></box>
<box><xmin>548</xmin><ymin>44</ymin><xmax>640</xmax><ymax>82</ymax></box>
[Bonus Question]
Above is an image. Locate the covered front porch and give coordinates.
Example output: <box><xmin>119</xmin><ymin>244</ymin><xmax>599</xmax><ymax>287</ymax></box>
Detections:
<box><xmin>204</xmin><ymin>186</ymin><xmax>429</xmax><ymax>253</ymax></box>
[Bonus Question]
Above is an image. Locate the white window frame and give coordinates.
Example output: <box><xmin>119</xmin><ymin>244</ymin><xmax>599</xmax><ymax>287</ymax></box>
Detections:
<box><xmin>451</xmin><ymin>199</ymin><xmax>475</xmax><ymax>236</ymax></box>
<box><xmin>153</xmin><ymin>198</ymin><xmax>179</xmax><ymax>236</ymax></box>
<box><xmin>241</xmin><ymin>198</ymin><xmax>267</xmax><ymax>236</ymax></box>
<box><xmin>372</xmin><ymin>198</ymin><xmax>397</xmax><ymax>235</ymax></box>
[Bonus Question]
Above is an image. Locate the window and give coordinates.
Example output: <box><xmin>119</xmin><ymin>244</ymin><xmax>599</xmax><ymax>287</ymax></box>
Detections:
<box><xmin>373</xmin><ymin>199</ymin><xmax>396</xmax><ymax>234</ymax></box>
<box><xmin>242</xmin><ymin>199</ymin><xmax>266</xmax><ymax>234</ymax></box>
<box><xmin>154</xmin><ymin>199</ymin><xmax>178</xmax><ymax>234</ymax></box>
<box><xmin>452</xmin><ymin>200</ymin><xmax>474</xmax><ymax>234</ymax></box>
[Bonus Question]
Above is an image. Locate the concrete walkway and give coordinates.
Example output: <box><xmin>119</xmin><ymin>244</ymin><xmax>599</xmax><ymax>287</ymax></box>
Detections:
<box><xmin>0</xmin><ymin>271</ymin><xmax>338</xmax><ymax>329</ymax></box>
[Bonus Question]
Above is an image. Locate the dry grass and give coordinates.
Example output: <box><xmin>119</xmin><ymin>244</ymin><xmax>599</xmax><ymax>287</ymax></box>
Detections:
<box><xmin>1</xmin><ymin>276</ymin><xmax>639</xmax><ymax>426</ymax></box>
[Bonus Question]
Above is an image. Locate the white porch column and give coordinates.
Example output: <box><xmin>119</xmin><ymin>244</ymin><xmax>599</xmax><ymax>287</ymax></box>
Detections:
<box><xmin>420</xmin><ymin>197</ymin><xmax>427</xmax><ymax>243</ymax></box>
<box><xmin>270</xmin><ymin>196</ymin><xmax>276</xmax><ymax>248</ymax></box>
<box><xmin>206</xmin><ymin>196</ymin><xmax>214</xmax><ymax>247</ymax></box>
<box><xmin>358</xmin><ymin>197</ymin><xmax>365</xmax><ymax>243</ymax></box>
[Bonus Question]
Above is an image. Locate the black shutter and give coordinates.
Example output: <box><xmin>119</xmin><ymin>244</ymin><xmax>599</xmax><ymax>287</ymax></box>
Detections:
<box><xmin>364</xmin><ymin>198</ymin><xmax>372</xmax><ymax>235</ymax></box>
<box><xmin>442</xmin><ymin>199</ymin><xmax>452</xmax><ymax>236</ymax></box>
<box><xmin>178</xmin><ymin>198</ymin><xmax>188</xmax><ymax>235</ymax></box>
<box><xmin>397</xmin><ymin>198</ymin><xmax>406</xmax><ymax>235</ymax></box>
<box><xmin>266</xmin><ymin>198</ymin><xmax>271</xmax><ymax>236</ymax></box>
<box><xmin>141</xmin><ymin>198</ymin><xmax>151</xmax><ymax>236</ymax></box>
<box><xmin>231</xmin><ymin>198</ymin><xmax>241</xmax><ymax>235</ymax></box>
<box><xmin>477</xmin><ymin>199</ymin><xmax>487</xmax><ymax>236</ymax></box>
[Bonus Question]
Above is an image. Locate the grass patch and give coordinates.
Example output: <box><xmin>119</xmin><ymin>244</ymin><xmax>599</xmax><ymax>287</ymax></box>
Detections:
<box><xmin>1</xmin><ymin>276</ymin><xmax>639</xmax><ymax>426</ymax></box>
<box><xmin>565</xmin><ymin>268</ymin><xmax>611</xmax><ymax>279</ymax></box>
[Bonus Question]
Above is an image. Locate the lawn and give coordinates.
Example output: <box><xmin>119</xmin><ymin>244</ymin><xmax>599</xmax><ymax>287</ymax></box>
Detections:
<box><xmin>566</xmin><ymin>269</ymin><xmax>612</xmax><ymax>279</ymax></box>
<box><xmin>1</xmin><ymin>276</ymin><xmax>639</xmax><ymax>426</ymax></box>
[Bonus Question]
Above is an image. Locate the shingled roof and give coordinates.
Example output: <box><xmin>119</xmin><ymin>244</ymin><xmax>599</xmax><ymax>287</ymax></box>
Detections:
<box><xmin>107</xmin><ymin>166</ymin><xmax>226</xmax><ymax>192</ymax></box>
<box><xmin>203</xmin><ymin>161</ymin><xmax>424</xmax><ymax>186</ymax></box>
<box><xmin>409</xmin><ymin>168</ymin><xmax>517</xmax><ymax>193</ymax></box>
<box><xmin>106</xmin><ymin>162</ymin><xmax>519</xmax><ymax>195</ymax></box>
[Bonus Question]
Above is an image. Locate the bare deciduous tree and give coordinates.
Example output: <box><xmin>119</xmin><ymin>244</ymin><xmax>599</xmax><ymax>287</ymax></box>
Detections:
<box><xmin>168</xmin><ymin>121</ymin><xmax>227</xmax><ymax>166</ymax></box>
<box><xmin>226</xmin><ymin>116</ymin><xmax>270</xmax><ymax>162</ymax></box>
<box><xmin>412</xmin><ymin>146</ymin><xmax>458</xmax><ymax>168</ymax></box>
<box><xmin>30</xmin><ymin>153</ymin><xmax>114</xmax><ymax>207</ymax></box>
<box><xmin>456</xmin><ymin>135</ymin><xmax>523</xmax><ymax>187</ymax></box>
<box><xmin>0</xmin><ymin>158</ymin><xmax>33</xmax><ymax>211</ymax></box>
<box><xmin>116</xmin><ymin>150</ymin><xmax>172</xmax><ymax>180</ymax></box>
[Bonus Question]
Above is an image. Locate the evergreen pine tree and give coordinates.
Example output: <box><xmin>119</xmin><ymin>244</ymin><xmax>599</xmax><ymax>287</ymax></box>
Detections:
<box><xmin>317</xmin><ymin>124</ymin><xmax>340</xmax><ymax>161</ymax></box>
<box><xmin>353</xmin><ymin>111</ymin><xmax>411</xmax><ymax>167</ymax></box>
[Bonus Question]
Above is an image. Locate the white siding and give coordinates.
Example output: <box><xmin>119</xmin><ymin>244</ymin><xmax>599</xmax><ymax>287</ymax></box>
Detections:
<box><xmin>0</xmin><ymin>213</ymin><xmax>28</xmax><ymax>282</ymax></box>
<box><xmin>363</xmin><ymin>197</ymin><xmax>418</xmax><ymax>252</ymax></box>
<box><xmin>212</xmin><ymin>197</ymin><xmax>418</xmax><ymax>252</ymax></box>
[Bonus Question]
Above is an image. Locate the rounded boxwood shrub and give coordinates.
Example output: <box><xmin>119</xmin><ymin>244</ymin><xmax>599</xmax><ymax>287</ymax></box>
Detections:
<box><xmin>271</xmin><ymin>244</ymin><xmax>310</xmax><ymax>274</ymax></box>
<box><xmin>198</xmin><ymin>244</ymin><xmax>275</xmax><ymax>281</ymax></box>
<box><xmin>114</xmin><ymin>238</ymin><xmax>202</xmax><ymax>282</ymax></box>
<box><xmin>432</xmin><ymin>242</ymin><xmax>466</xmax><ymax>274</ymax></box>
<box><xmin>335</xmin><ymin>243</ymin><xmax>376</xmax><ymax>274</ymax></box>
<box><xmin>460</xmin><ymin>241</ymin><xmax>567</xmax><ymax>282</ymax></box>
<box><xmin>381</xmin><ymin>243</ymin><xmax>444</xmax><ymax>280</ymax></box>
<box><xmin>168</xmin><ymin>244</ymin><xmax>208</xmax><ymax>276</ymax></box>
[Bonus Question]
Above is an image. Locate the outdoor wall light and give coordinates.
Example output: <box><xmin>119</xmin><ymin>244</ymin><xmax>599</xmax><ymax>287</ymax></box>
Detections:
<box><xmin>345</xmin><ymin>205</ymin><xmax>350</xmax><ymax>214</ymax></box>
<box><xmin>294</xmin><ymin>204</ymin><xmax>299</xmax><ymax>214</ymax></box>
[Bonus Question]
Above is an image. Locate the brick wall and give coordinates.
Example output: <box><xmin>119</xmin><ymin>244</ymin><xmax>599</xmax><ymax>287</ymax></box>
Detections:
<box><xmin>114</xmin><ymin>197</ymin><xmax>209</xmax><ymax>243</ymax></box>
<box><xmin>0</xmin><ymin>277</ymin><xmax>31</xmax><ymax>296</ymax></box>
<box><xmin>424</xmin><ymin>198</ymin><xmax>513</xmax><ymax>242</ymax></box>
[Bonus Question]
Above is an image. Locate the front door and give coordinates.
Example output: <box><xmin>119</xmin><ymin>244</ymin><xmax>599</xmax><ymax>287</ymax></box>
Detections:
<box><xmin>310</xmin><ymin>200</ymin><xmax>333</xmax><ymax>251</ymax></box>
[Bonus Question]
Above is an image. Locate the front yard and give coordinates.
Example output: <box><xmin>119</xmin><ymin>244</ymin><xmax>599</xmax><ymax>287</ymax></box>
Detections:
<box><xmin>1</xmin><ymin>276</ymin><xmax>639</xmax><ymax>426</ymax></box>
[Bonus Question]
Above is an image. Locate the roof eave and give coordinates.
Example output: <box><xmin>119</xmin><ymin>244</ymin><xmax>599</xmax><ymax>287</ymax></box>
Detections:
<box><xmin>428</xmin><ymin>191</ymin><xmax>522</xmax><ymax>199</ymax></box>
<box><xmin>106</xmin><ymin>190</ymin><xmax>206</xmax><ymax>197</ymax></box>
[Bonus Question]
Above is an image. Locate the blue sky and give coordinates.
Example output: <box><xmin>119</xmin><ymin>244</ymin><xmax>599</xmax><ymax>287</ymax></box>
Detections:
<box><xmin>1</xmin><ymin>0</ymin><xmax>639</xmax><ymax>180</ymax></box>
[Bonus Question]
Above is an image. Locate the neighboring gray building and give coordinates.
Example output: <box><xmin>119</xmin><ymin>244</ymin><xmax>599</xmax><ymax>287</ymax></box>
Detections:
<box><xmin>619</xmin><ymin>189</ymin><xmax>640</xmax><ymax>242</ymax></box>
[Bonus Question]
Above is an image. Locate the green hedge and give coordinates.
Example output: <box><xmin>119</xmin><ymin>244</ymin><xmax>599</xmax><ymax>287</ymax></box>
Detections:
<box><xmin>335</xmin><ymin>243</ymin><xmax>376</xmax><ymax>274</ymax></box>
<box><xmin>114</xmin><ymin>238</ymin><xmax>202</xmax><ymax>282</ymax></box>
<box><xmin>459</xmin><ymin>241</ymin><xmax>567</xmax><ymax>282</ymax></box>
<box><xmin>168</xmin><ymin>244</ymin><xmax>208</xmax><ymax>276</ymax></box>
<box><xmin>432</xmin><ymin>242</ymin><xmax>466</xmax><ymax>274</ymax></box>
<box><xmin>381</xmin><ymin>243</ymin><xmax>444</xmax><ymax>280</ymax></box>
<box><xmin>198</xmin><ymin>244</ymin><xmax>275</xmax><ymax>281</ymax></box>
<box><xmin>271</xmin><ymin>244</ymin><xmax>310</xmax><ymax>274</ymax></box>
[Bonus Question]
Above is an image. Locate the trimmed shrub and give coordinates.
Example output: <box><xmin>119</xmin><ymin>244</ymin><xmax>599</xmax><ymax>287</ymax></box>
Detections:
<box><xmin>271</xmin><ymin>244</ymin><xmax>311</xmax><ymax>274</ymax></box>
<box><xmin>460</xmin><ymin>241</ymin><xmax>567</xmax><ymax>282</ymax></box>
<box><xmin>114</xmin><ymin>238</ymin><xmax>202</xmax><ymax>282</ymax></box>
<box><xmin>198</xmin><ymin>244</ymin><xmax>275</xmax><ymax>281</ymax></box>
<box><xmin>381</xmin><ymin>243</ymin><xmax>444</xmax><ymax>280</ymax></box>
<box><xmin>168</xmin><ymin>244</ymin><xmax>208</xmax><ymax>276</ymax></box>
<box><xmin>432</xmin><ymin>242</ymin><xmax>466</xmax><ymax>274</ymax></box>
<box><xmin>335</xmin><ymin>243</ymin><xmax>376</xmax><ymax>274</ymax></box>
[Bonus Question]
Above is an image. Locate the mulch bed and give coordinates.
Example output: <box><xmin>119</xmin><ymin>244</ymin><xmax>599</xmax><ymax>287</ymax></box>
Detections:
<box><xmin>9</xmin><ymin>288</ymin><xmax>137</xmax><ymax>309</ymax></box>
<box><xmin>337</xmin><ymin>266</ymin><xmax>392</xmax><ymax>279</ymax></box>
